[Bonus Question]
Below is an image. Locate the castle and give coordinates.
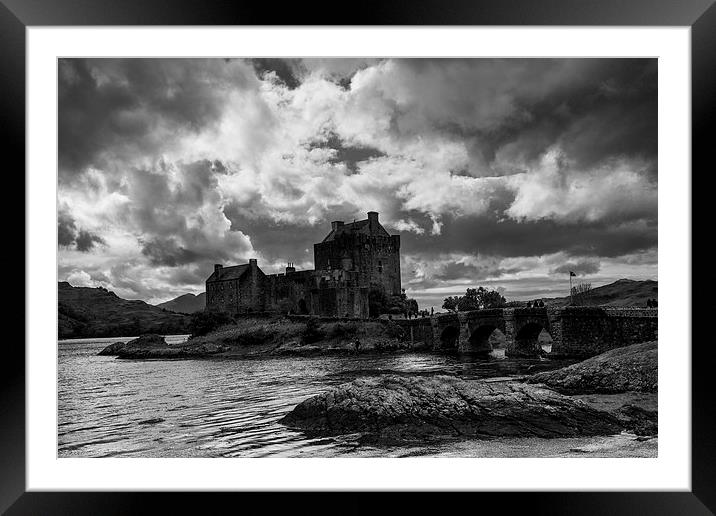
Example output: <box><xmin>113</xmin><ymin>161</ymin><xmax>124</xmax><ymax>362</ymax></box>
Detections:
<box><xmin>205</xmin><ymin>211</ymin><xmax>401</xmax><ymax>319</ymax></box>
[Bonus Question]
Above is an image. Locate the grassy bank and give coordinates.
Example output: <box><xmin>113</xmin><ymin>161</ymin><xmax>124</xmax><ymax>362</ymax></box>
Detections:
<box><xmin>112</xmin><ymin>316</ymin><xmax>415</xmax><ymax>358</ymax></box>
<box><xmin>186</xmin><ymin>315</ymin><xmax>420</xmax><ymax>357</ymax></box>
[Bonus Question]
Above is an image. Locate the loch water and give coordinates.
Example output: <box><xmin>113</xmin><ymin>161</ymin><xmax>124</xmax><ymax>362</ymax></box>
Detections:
<box><xmin>58</xmin><ymin>336</ymin><xmax>657</xmax><ymax>458</ymax></box>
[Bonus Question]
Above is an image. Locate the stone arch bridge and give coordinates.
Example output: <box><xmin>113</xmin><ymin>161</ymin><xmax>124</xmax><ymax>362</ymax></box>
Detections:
<box><xmin>393</xmin><ymin>307</ymin><xmax>658</xmax><ymax>358</ymax></box>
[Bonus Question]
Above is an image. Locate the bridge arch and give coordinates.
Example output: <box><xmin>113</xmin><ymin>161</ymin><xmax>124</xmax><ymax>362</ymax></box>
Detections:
<box><xmin>512</xmin><ymin>321</ymin><xmax>551</xmax><ymax>356</ymax></box>
<box><xmin>439</xmin><ymin>326</ymin><xmax>460</xmax><ymax>350</ymax></box>
<box><xmin>465</xmin><ymin>325</ymin><xmax>506</xmax><ymax>354</ymax></box>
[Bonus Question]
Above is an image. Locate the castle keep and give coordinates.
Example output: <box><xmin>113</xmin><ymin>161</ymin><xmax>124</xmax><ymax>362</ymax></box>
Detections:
<box><xmin>205</xmin><ymin>212</ymin><xmax>401</xmax><ymax>319</ymax></box>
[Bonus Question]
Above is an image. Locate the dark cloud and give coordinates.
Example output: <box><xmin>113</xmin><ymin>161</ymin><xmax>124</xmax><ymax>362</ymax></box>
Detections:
<box><xmin>141</xmin><ymin>237</ymin><xmax>200</xmax><ymax>267</ymax></box>
<box><xmin>401</xmin><ymin>213</ymin><xmax>656</xmax><ymax>260</ymax></box>
<box><xmin>58</xmin><ymin>58</ymin><xmax>257</xmax><ymax>179</ymax></box>
<box><xmin>75</xmin><ymin>230</ymin><xmax>105</xmax><ymax>252</ymax></box>
<box><xmin>250</xmin><ymin>58</ymin><xmax>301</xmax><ymax>89</ymax></box>
<box><xmin>223</xmin><ymin>202</ymin><xmax>328</xmax><ymax>267</ymax></box>
<box><xmin>385</xmin><ymin>59</ymin><xmax>657</xmax><ymax>176</ymax></box>
<box><xmin>434</xmin><ymin>261</ymin><xmax>522</xmax><ymax>282</ymax></box>
<box><xmin>304</xmin><ymin>132</ymin><xmax>386</xmax><ymax>174</ymax></box>
<box><xmin>58</xmin><ymin>209</ymin><xmax>105</xmax><ymax>252</ymax></box>
<box><xmin>58</xmin><ymin>211</ymin><xmax>77</xmax><ymax>246</ymax></box>
<box><xmin>551</xmin><ymin>259</ymin><xmax>601</xmax><ymax>276</ymax></box>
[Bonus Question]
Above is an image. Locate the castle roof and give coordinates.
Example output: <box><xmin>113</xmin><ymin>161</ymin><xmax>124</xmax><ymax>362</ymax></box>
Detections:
<box><xmin>206</xmin><ymin>264</ymin><xmax>251</xmax><ymax>282</ymax></box>
<box><xmin>322</xmin><ymin>217</ymin><xmax>390</xmax><ymax>242</ymax></box>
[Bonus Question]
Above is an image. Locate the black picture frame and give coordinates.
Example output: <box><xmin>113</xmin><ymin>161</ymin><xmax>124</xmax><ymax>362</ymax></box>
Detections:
<box><xmin>3</xmin><ymin>0</ymin><xmax>714</xmax><ymax>513</ymax></box>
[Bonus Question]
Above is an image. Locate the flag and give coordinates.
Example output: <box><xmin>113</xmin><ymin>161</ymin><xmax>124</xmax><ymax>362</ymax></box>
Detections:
<box><xmin>569</xmin><ymin>271</ymin><xmax>576</xmax><ymax>277</ymax></box>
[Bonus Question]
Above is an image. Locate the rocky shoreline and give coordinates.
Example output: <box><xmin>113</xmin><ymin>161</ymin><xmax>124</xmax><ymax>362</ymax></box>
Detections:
<box><xmin>279</xmin><ymin>341</ymin><xmax>658</xmax><ymax>442</ymax></box>
<box><xmin>98</xmin><ymin>333</ymin><xmax>657</xmax><ymax>444</ymax></box>
<box><xmin>97</xmin><ymin>317</ymin><xmax>427</xmax><ymax>359</ymax></box>
<box><xmin>526</xmin><ymin>341</ymin><xmax>657</xmax><ymax>394</ymax></box>
<box><xmin>279</xmin><ymin>375</ymin><xmax>625</xmax><ymax>442</ymax></box>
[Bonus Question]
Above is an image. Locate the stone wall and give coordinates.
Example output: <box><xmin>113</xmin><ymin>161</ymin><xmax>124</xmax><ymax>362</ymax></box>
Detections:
<box><xmin>393</xmin><ymin>317</ymin><xmax>435</xmax><ymax>348</ymax></box>
<box><xmin>311</xmin><ymin>269</ymin><xmax>369</xmax><ymax>319</ymax></box>
<box><xmin>206</xmin><ymin>262</ymin><xmax>265</xmax><ymax>314</ymax></box>
<box><xmin>264</xmin><ymin>270</ymin><xmax>314</xmax><ymax>314</ymax></box>
<box><xmin>554</xmin><ymin>307</ymin><xmax>658</xmax><ymax>357</ymax></box>
<box><xmin>314</xmin><ymin>232</ymin><xmax>401</xmax><ymax>296</ymax></box>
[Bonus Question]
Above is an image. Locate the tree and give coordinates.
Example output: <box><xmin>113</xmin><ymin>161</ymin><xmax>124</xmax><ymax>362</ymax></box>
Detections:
<box><xmin>473</xmin><ymin>286</ymin><xmax>506</xmax><ymax>309</ymax></box>
<box><xmin>442</xmin><ymin>296</ymin><xmax>460</xmax><ymax>312</ymax></box>
<box><xmin>408</xmin><ymin>298</ymin><xmax>419</xmax><ymax>316</ymax></box>
<box><xmin>457</xmin><ymin>288</ymin><xmax>479</xmax><ymax>311</ymax></box>
<box><xmin>369</xmin><ymin>288</ymin><xmax>416</xmax><ymax>317</ymax></box>
<box><xmin>570</xmin><ymin>282</ymin><xmax>593</xmax><ymax>306</ymax></box>
<box><xmin>442</xmin><ymin>287</ymin><xmax>506</xmax><ymax>312</ymax></box>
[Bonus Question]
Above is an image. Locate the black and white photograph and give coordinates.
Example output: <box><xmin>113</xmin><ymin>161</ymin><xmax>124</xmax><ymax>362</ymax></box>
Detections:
<box><xmin>57</xmin><ymin>57</ymin><xmax>659</xmax><ymax>459</ymax></box>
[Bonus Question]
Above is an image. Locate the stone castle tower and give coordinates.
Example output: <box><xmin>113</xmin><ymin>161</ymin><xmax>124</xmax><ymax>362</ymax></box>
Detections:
<box><xmin>314</xmin><ymin>211</ymin><xmax>401</xmax><ymax>296</ymax></box>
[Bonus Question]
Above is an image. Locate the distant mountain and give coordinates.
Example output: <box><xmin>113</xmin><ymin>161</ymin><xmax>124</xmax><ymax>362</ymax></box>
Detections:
<box><xmin>156</xmin><ymin>292</ymin><xmax>206</xmax><ymax>314</ymax></box>
<box><xmin>542</xmin><ymin>279</ymin><xmax>657</xmax><ymax>307</ymax></box>
<box><xmin>58</xmin><ymin>282</ymin><xmax>191</xmax><ymax>339</ymax></box>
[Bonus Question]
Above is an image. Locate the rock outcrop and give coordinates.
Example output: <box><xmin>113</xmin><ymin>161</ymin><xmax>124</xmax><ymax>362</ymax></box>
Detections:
<box><xmin>98</xmin><ymin>334</ymin><xmax>168</xmax><ymax>357</ymax></box>
<box><xmin>97</xmin><ymin>341</ymin><xmax>128</xmax><ymax>356</ymax></box>
<box><xmin>280</xmin><ymin>374</ymin><xmax>623</xmax><ymax>442</ymax></box>
<box><xmin>527</xmin><ymin>341</ymin><xmax>657</xmax><ymax>394</ymax></box>
<box><xmin>614</xmin><ymin>404</ymin><xmax>658</xmax><ymax>436</ymax></box>
<box><xmin>99</xmin><ymin>333</ymin><xmax>229</xmax><ymax>359</ymax></box>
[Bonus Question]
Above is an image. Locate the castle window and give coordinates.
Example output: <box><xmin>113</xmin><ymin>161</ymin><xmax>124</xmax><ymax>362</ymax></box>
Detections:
<box><xmin>378</xmin><ymin>260</ymin><xmax>383</xmax><ymax>273</ymax></box>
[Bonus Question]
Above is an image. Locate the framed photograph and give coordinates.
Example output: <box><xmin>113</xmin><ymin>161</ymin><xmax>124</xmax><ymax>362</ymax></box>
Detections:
<box><xmin>6</xmin><ymin>0</ymin><xmax>714</xmax><ymax>512</ymax></box>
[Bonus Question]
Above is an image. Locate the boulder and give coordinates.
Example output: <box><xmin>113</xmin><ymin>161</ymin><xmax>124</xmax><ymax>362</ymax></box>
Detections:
<box><xmin>614</xmin><ymin>404</ymin><xmax>658</xmax><ymax>436</ymax></box>
<box><xmin>527</xmin><ymin>341</ymin><xmax>657</xmax><ymax>394</ymax></box>
<box><xmin>114</xmin><ymin>334</ymin><xmax>168</xmax><ymax>358</ymax></box>
<box><xmin>112</xmin><ymin>334</ymin><xmax>229</xmax><ymax>358</ymax></box>
<box><xmin>97</xmin><ymin>341</ymin><xmax>128</xmax><ymax>356</ymax></box>
<box><xmin>279</xmin><ymin>374</ymin><xmax>623</xmax><ymax>442</ymax></box>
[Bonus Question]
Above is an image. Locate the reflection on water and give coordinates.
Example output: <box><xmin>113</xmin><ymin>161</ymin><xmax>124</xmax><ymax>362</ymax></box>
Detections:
<box><xmin>58</xmin><ymin>336</ymin><xmax>649</xmax><ymax>458</ymax></box>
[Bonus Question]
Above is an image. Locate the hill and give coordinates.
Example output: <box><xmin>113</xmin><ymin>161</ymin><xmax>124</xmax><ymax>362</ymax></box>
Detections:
<box><xmin>156</xmin><ymin>292</ymin><xmax>206</xmax><ymax>314</ymax></box>
<box><xmin>58</xmin><ymin>282</ymin><xmax>191</xmax><ymax>339</ymax></box>
<box><xmin>542</xmin><ymin>279</ymin><xmax>657</xmax><ymax>307</ymax></box>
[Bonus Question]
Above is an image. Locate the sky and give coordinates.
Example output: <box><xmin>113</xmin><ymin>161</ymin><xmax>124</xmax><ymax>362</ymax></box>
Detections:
<box><xmin>58</xmin><ymin>58</ymin><xmax>658</xmax><ymax>309</ymax></box>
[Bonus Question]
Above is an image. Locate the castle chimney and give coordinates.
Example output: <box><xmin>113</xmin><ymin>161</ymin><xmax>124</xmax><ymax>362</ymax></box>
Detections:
<box><xmin>367</xmin><ymin>211</ymin><xmax>379</xmax><ymax>226</ymax></box>
<box><xmin>214</xmin><ymin>264</ymin><xmax>223</xmax><ymax>272</ymax></box>
<box><xmin>286</xmin><ymin>261</ymin><xmax>296</xmax><ymax>274</ymax></box>
<box><xmin>331</xmin><ymin>220</ymin><xmax>344</xmax><ymax>231</ymax></box>
<box><xmin>249</xmin><ymin>258</ymin><xmax>257</xmax><ymax>267</ymax></box>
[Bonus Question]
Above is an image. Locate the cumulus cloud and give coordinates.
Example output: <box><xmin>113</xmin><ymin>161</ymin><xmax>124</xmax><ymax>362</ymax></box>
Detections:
<box><xmin>58</xmin><ymin>58</ymin><xmax>657</xmax><ymax>303</ymax></box>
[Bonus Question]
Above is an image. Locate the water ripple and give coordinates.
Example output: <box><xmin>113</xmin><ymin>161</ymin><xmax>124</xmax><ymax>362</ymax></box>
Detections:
<box><xmin>58</xmin><ymin>337</ymin><xmax>578</xmax><ymax>457</ymax></box>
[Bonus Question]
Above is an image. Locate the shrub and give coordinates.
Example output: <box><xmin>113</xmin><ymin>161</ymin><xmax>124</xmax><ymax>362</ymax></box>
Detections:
<box><xmin>237</xmin><ymin>327</ymin><xmax>269</xmax><ymax>346</ymax></box>
<box><xmin>189</xmin><ymin>311</ymin><xmax>234</xmax><ymax>337</ymax></box>
<box><xmin>302</xmin><ymin>317</ymin><xmax>325</xmax><ymax>344</ymax></box>
<box><xmin>383</xmin><ymin>321</ymin><xmax>405</xmax><ymax>339</ymax></box>
<box><xmin>329</xmin><ymin>322</ymin><xmax>359</xmax><ymax>339</ymax></box>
